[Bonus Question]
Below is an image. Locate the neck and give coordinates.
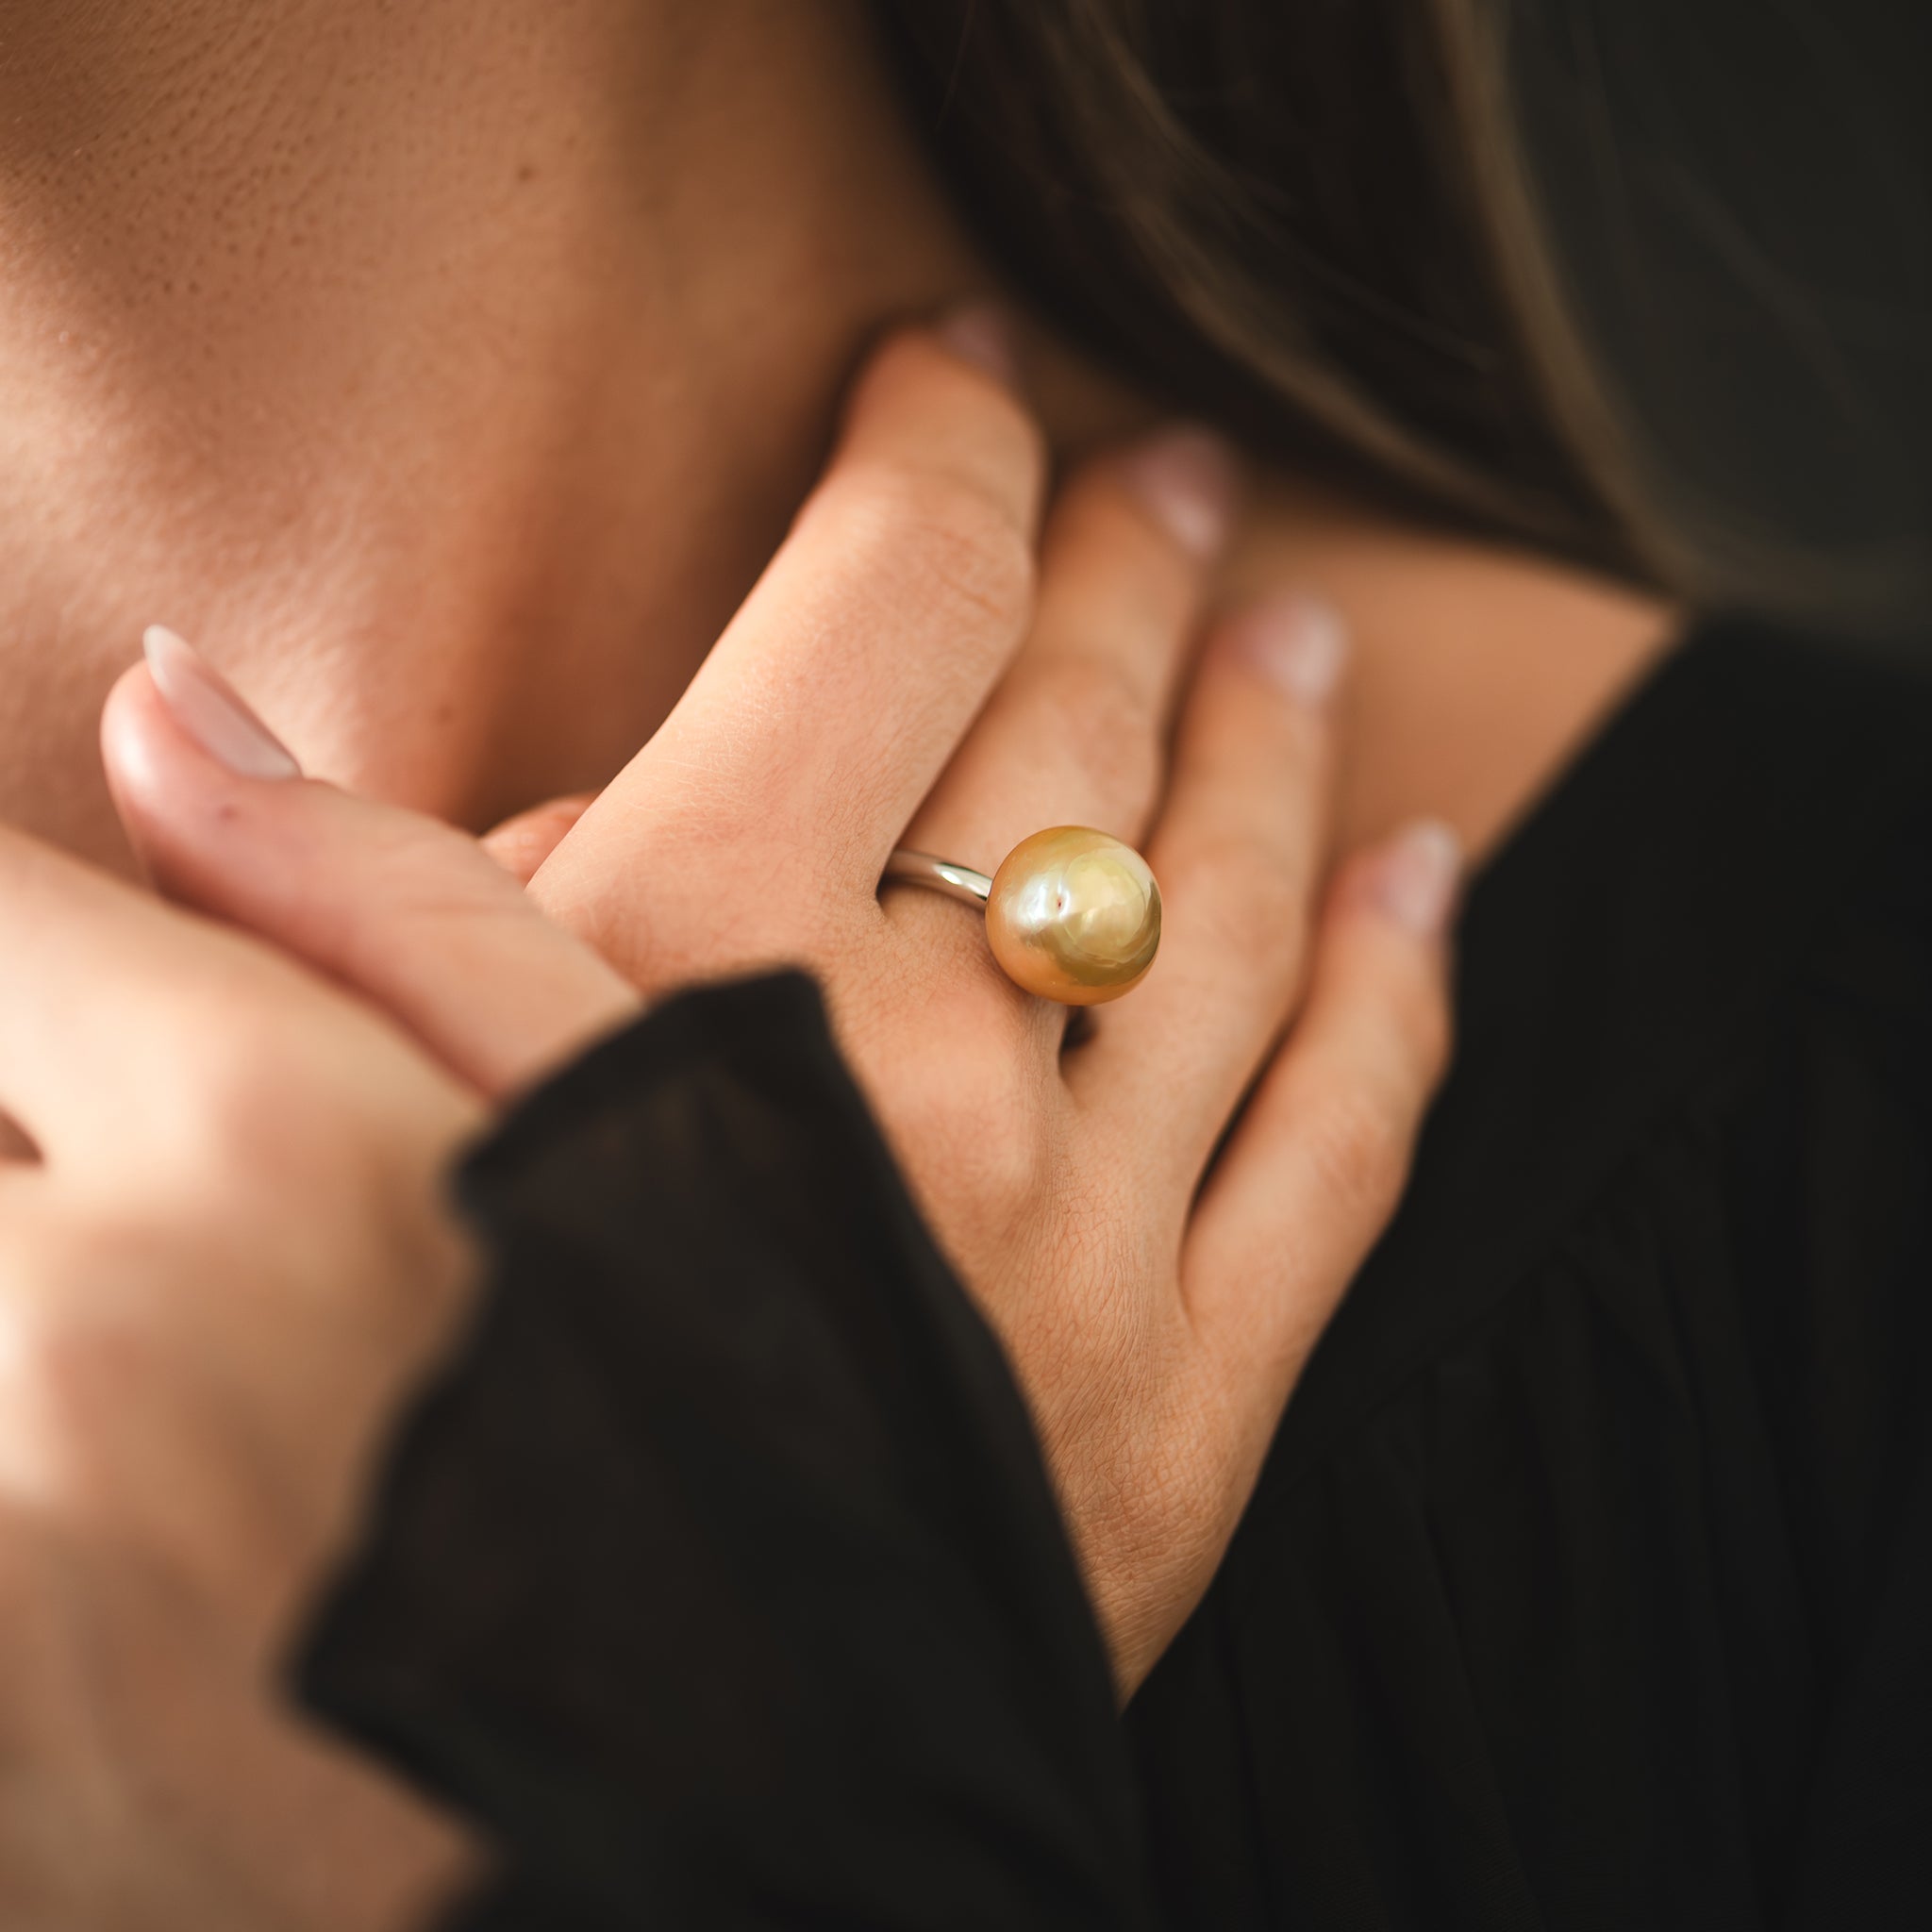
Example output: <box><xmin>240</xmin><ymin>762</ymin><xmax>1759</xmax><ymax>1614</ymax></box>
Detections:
<box><xmin>0</xmin><ymin>0</ymin><xmax>991</xmax><ymax>859</ymax></box>
<box><xmin>0</xmin><ymin>0</ymin><xmax>1675</xmax><ymax>880</ymax></box>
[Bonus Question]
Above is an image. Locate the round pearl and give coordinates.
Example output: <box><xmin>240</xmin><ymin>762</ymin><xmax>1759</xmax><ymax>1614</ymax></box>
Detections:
<box><xmin>986</xmin><ymin>826</ymin><xmax>1161</xmax><ymax>1005</ymax></box>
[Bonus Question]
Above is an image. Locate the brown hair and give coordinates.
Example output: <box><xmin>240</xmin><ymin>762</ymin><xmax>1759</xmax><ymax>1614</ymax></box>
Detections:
<box><xmin>874</xmin><ymin>0</ymin><xmax>1701</xmax><ymax>594</ymax></box>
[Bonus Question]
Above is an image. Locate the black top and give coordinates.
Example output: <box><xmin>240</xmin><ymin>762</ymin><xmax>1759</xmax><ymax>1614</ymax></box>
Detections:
<box><xmin>300</xmin><ymin>615</ymin><xmax>1932</xmax><ymax>1930</ymax></box>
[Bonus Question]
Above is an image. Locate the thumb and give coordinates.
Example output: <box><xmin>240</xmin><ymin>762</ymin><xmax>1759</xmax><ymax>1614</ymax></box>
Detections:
<box><xmin>102</xmin><ymin>627</ymin><xmax>639</xmax><ymax>1099</ymax></box>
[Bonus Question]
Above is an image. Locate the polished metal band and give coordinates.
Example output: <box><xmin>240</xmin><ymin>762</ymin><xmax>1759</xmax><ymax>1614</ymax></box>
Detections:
<box><xmin>882</xmin><ymin>848</ymin><xmax>992</xmax><ymax>908</ymax></box>
<box><xmin>881</xmin><ymin>829</ymin><xmax>1161</xmax><ymax>1008</ymax></box>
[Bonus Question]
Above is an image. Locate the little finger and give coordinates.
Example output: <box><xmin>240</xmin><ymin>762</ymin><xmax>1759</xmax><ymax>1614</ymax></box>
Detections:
<box><xmin>1181</xmin><ymin>821</ymin><xmax>1461</xmax><ymax>1438</ymax></box>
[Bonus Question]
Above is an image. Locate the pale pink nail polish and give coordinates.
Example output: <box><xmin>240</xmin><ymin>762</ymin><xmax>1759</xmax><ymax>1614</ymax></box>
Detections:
<box><xmin>936</xmin><ymin>302</ymin><xmax>1021</xmax><ymax>391</ymax></box>
<box><xmin>1224</xmin><ymin>593</ymin><xmax>1348</xmax><ymax>704</ymax></box>
<box><xmin>142</xmin><ymin>625</ymin><xmax>301</xmax><ymax>780</ymax></box>
<box><xmin>1118</xmin><ymin>426</ymin><xmax>1241</xmax><ymax>559</ymax></box>
<box><xmin>1373</xmin><ymin>819</ymin><xmax>1463</xmax><ymax>935</ymax></box>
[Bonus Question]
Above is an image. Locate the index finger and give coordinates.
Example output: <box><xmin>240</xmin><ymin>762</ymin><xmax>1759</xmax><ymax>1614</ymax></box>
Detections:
<box><xmin>529</xmin><ymin>316</ymin><xmax>1047</xmax><ymax>970</ymax></box>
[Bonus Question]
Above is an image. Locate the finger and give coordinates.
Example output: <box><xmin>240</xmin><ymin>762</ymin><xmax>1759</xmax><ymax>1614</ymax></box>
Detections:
<box><xmin>1181</xmin><ymin>821</ymin><xmax>1461</xmax><ymax>1447</ymax></box>
<box><xmin>529</xmin><ymin>315</ymin><xmax>1049</xmax><ymax>977</ymax></box>
<box><xmin>104</xmin><ymin>634</ymin><xmax>639</xmax><ymax>1099</ymax></box>
<box><xmin>0</xmin><ymin>817</ymin><xmax>275</xmax><ymax>1158</ymax></box>
<box><xmin>897</xmin><ymin>427</ymin><xmax>1237</xmax><ymax>875</ymax></box>
<box><xmin>482</xmin><ymin>794</ymin><xmax>594</xmax><ymax>886</ymax></box>
<box><xmin>0</xmin><ymin>797</ymin><xmax>413</xmax><ymax>1176</ymax></box>
<box><xmin>1074</xmin><ymin>595</ymin><xmax>1347</xmax><ymax>1174</ymax></box>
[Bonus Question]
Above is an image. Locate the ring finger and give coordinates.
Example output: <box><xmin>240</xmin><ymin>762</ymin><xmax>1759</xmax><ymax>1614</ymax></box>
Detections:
<box><xmin>1074</xmin><ymin>592</ymin><xmax>1348</xmax><ymax>1178</ymax></box>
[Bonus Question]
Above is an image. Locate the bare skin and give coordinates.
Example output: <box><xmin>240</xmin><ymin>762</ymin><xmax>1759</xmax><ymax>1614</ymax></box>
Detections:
<box><xmin>0</xmin><ymin>329</ymin><xmax>1459</xmax><ymax>1929</ymax></box>
<box><xmin>0</xmin><ymin>6</ymin><xmax>1678</xmax><ymax>1923</ymax></box>
<box><xmin>0</xmin><ymin>0</ymin><xmax>1675</xmax><ymax>883</ymax></box>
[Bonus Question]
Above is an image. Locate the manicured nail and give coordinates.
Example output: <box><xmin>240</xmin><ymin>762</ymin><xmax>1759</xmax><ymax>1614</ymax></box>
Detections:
<box><xmin>142</xmin><ymin>625</ymin><xmax>301</xmax><ymax>780</ymax></box>
<box><xmin>1372</xmin><ymin>819</ymin><xmax>1463</xmax><ymax>935</ymax></box>
<box><xmin>936</xmin><ymin>301</ymin><xmax>1021</xmax><ymax>391</ymax></box>
<box><xmin>1224</xmin><ymin>593</ymin><xmax>1348</xmax><ymax>704</ymax></box>
<box><xmin>1119</xmin><ymin>426</ymin><xmax>1241</xmax><ymax>559</ymax></box>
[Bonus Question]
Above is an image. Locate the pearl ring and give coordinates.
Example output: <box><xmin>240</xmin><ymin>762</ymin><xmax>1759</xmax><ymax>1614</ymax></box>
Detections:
<box><xmin>883</xmin><ymin>827</ymin><xmax>1161</xmax><ymax>1005</ymax></box>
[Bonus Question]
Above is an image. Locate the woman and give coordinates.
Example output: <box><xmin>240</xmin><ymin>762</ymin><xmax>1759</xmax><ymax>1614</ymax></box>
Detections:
<box><xmin>0</xmin><ymin>2</ymin><xmax>1924</xmax><ymax>1926</ymax></box>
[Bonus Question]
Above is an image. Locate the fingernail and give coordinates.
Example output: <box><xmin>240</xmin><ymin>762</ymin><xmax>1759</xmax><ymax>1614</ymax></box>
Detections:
<box><xmin>1223</xmin><ymin>592</ymin><xmax>1348</xmax><ymax>704</ymax></box>
<box><xmin>936</xmin><ymin>301</ymin><xmax>1021</xmax><ymax>391</ymax></box>
<box><xmin>1118</xmin><ymin>426</ymin><xmax>1241</xmax><ymax>559</ymax></box>
<box><xmin>142</xmin><ymin>625</ymin><xmax>302</xmax><ymax>780</ymax></box>
<box><xmin>1372</xmin><ymin>819</ymin><xmax>1463</xmax><ymax>935</ymax></box>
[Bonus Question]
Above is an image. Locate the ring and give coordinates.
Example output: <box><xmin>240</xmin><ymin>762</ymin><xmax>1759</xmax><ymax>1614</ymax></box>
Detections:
<box><xmin>883</xmin><ymin>826</ymin><xmax>1161</xmax><ymax>1006</ymax></box>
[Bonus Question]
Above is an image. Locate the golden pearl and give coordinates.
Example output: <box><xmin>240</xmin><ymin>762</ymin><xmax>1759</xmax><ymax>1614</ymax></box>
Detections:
<box><xmin>986</xmin><ymin>826</ymin><xmax>1161</xmax><ymax>1005</ymax></box>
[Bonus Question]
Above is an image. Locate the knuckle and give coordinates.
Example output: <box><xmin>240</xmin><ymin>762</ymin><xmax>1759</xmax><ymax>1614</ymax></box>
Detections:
<box><xmin>1177</xmin><ymin>830</ymin><xmax>1310</xmax><ymax>964</ymax></box>
<box><xmin>952</xmin><ymin>1065</ymin><xmax>1052</xmax><ymax>1211</ymax></box>
<box><xmin>1301</xmin><ymin>1087</ymin><xmax>1412</xmax><ymax>1221</ymax></box>
<box><xmin>1058</xmin><ymin>1381</ymin><xmax>1238</xmax><ymax>1657</ymax></box>
<box><xmin>833</xmin><ymin>462</ymin><xmax>1037</xmax><ymax>638</ymax></box>
<box><xmin>195</xmin><ymin>1041</ymin><xmax>363</xmax><ymax>1186</ymax></box>
<box><xmin>1023</xmin><ymin>654</ymin><xmax>1160</xmax><ymax>808</ymax></box>
<box><xmin>883</xmin><ymin>1035</ymin><xmax>1053</xmax><ymax>1222</ymax></box>
<box><xmin>150</xmin><ymin>939</ymin><xmax>350</xmax><ymax>1111</ymax></box>
<box><xmin>152</xmin><ymin>974</ymin><xmax>472</xmax><ymax>1206</ymax></box>
<box><xmin>0</xmin><ymin>1288</ymin><xmax>148</xmax><ymax>1520</ymax></box>
<box><xmin>167</xmin><ymin>1002</ymin><xmax>299</xmax><ymax>1151</ymax></box>
<box><xmin>170</xmin><ymin>1057</ymin><xmax>401</xmax><ymax>1260</ymax></box>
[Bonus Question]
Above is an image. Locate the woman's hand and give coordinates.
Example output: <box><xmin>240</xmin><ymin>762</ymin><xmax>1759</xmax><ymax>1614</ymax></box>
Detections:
<box><xmin>106</xmin><ymin>319</ymin><xmax>1457</xmax><ymax>1693</ymax></box>
<box><xmin>0</xmin><ymin>830</ymin><xmax>491</xmax><ymax>1928</ymax></box>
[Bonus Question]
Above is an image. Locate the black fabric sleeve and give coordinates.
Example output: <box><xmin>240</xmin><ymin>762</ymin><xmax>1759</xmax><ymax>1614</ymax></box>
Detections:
<box><xmin>294</xmin><ymin>972</ymin><xmax>1149</xmax><ymax>1930</ymax></box>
